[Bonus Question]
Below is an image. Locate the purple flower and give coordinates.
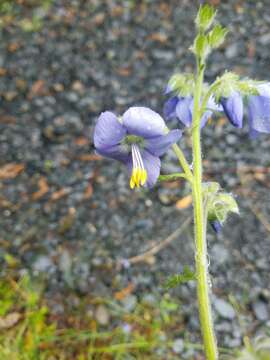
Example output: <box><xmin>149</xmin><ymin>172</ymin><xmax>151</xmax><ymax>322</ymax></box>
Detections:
<box><xmin>210</xmin><ymin>220</ymin><xmax>222</xmax><ymax>233</ymax></box>
<box><xmin>220</xmin><ymin>91</ymin><xmax>243</xmax><ymax>128</ymax></box>
<box><xmin>248</xmin><ymin>83</ymin><xmax>270</xmax><ymax>137</ymax></box>
<box><xmin>164</xmin><ymin>95</ymin><xmax>220</xmax><ymax>128</ymax></box>
<box><xmin>94</xmin><ymin>107</ymin><xmax>182</xmax><ymax>188</ymax></box>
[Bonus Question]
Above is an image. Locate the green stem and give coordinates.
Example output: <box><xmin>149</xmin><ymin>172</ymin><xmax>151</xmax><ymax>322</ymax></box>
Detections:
<box><xmin>192</xmin><ymin>60</ymin><xmax>218</xmax><ymax>360</ymax></box>
<box><xmin>172</xmin><ymin>143</ymin><xmax>193</xmax><ymax>182</ymax></box>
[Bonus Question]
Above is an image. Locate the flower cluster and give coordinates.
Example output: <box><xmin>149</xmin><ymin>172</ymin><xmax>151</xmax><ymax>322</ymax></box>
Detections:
<box><xmin>164</xmin><ymin>82</ymin><xmax>270</xmax><ymax>137</ymax></box>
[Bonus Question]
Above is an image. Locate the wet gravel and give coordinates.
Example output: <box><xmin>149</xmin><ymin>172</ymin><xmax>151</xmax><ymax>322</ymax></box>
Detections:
<box><xmin>1</xmin><ymin>0</ymin><xmax>270</xmax><ymax>352</ymax></box>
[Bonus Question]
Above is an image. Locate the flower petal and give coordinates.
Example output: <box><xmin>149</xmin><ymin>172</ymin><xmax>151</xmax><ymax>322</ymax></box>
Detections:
<box><xmin>164</xmin><ymin>84</ymin><xmax>173</xmax><ymax>95</ymax></box>
<box><xmin>207</xmin><ymin>95</ymin><xmax>223</xmax><ymax>112</ymax></box>
<box><xmin>175</xmin><ymin>97</ymin><xmax>193</xmax><ymax>127</ymax></box>
<box><xmin>142</xmin><ymin>150</ymin><xmax>161</xmax><ymax>188</ymax></box>
<box><xmin>163</xmin><ymin>97</ymin><xmax>178</xmax><ymax>120</ymax></box>
<box><xmin>257</xmin><ymin>83</ymin><xmax>270</xmax><ymax>97</ymax></box>
<box><xmin>94</xmin><ymin>111</ymin><xmax>126</xmax><ymax>150</ymax></box>
<box><xmin>211</xmin><ymin>220</ymin><xmax>222</xmax><ymax>233</ymax></box>
<box><xmin>126</xmin><ymin>150</ymin><xmax>160</xmax><ymax>188</ymax></box>
<box><xmin>144</xmin><ymin>129</ymin><xmax>182</xmax><ymax>157</ymax></box>
<box><xmin>122</xmin><ymin>107</ymin><xmax>166</xmax><ymax>137</ymax></box>
<box><xmin>221</xmin><ymin>91</ymin><xmax>243</xmax><ymax>128</ymax></box>
<box><xmin>96</xmin><ymin>144</ymin><xmax>130</xmax><ymax>163</ymax></box>
<box><xmin>248</xmin><ymin>95</ymin><xmax>270</xmax><ymax>134</ymax></box>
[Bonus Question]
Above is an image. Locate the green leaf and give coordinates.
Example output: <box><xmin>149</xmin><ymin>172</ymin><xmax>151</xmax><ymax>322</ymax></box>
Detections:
<box><xmin>208</xmin><ymin>24</ymin><xmax>228</xmax><ymax>48</ymax></box>
<box><xmin>164</xmin><ymin>266</ymin><xmax>196</xmax><ymax>290</ymax></box>
<box><xmin>195</xmin><ymin>4</ymin><xmax>216</xmax><ymax>31</ymax></box>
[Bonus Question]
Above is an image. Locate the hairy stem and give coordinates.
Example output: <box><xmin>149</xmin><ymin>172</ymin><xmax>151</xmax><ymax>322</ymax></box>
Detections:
<box><xmin>172</xmin><ymin>143</ymin><xmax>193</xmax><ymax>182</ymax></box>
<box><xmin>192</xmin><ymin>61</ymin><xmax>218</xmax><ymax>360</ymax></box>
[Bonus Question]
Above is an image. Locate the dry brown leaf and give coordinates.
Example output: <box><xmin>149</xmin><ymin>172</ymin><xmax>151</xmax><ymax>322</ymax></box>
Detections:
<box><xmin>8</xmin><ymin>42</ymin><xmax>21</xmax><ymax>52</ymax></box>
<box><xmin>176</xmin><ymin>194</ymin><xmax>193</xmax><ymax>209</ymax></box>
<box><xmin>0</xmin><ymin>115</ymin><xmax>16</xmax><ymax>124</ymax></box>
<box><xmin>0</xmin><ymin>313</ymin><xmax>21</xmax><ymax>329</ymax></box>
<box><xmin>0</xmin><ymin>163</ymin><xmax>25</xmax><ymax>180</ymax></box>
<box><xmin>29</xmin><ymin>79</ymin><xmax>46</xmax><ymax>98</ymax></box>
<box><xmin>50</xmin><ymin>187</ymin><xmax>71</xmax><ymax>201</ymax></box>
<box><xmin>32</xmin><ymin>177</ymin><xmax>49</xmax><ymax>200</ymax></box>
<box><xmin>116</xmin><ymin>67</ymin><xmax>132</xmax><ymax>76</ymax></box>
<box><xmin>0</xmin><ymin>68</ymin><xmax>7</xmax><ymax>76</ymax></box>
<box><xmin>74</xmin><ymin>136</ymin><xmax>89</xmax><ymax>146</ymax></box>
<box><xmin>78</xmin><ymin>154</ymin><xmax>102</xmax><ymax>161</ymax></box>
<box><xmin>114</xmin><ymin>283</ymin><xmax>135</xmax><ymax>301</ymax></box>
<box><xmin>93</xmin><ymin>13</ymin><xmax>105</xmax><ymax>25</ymax></box>
<box><xmin>148</xmin><ymin>32</ymin><xmax>168</xmax><ymax>43</ymax></box>
<box><xmin>84</xmin><ymin>183</ymin><xmax>93</xmax><ymax>199</ymax></box>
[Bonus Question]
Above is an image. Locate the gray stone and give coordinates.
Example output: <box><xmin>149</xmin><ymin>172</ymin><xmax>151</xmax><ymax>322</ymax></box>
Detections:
<box><xmin>172</xmin><ymin>338</ymin><xmax>184</xmax><ymax>354</ymax></box>
<box><xmin>214</xmin><ymin>298</ymin><xmax>236</xmax><ymax>320</ymax></box>
<box><xmin>33</xmin><ymin>255</ymin><xmax>53</xmax><ymax>272</ymax></box>
<box><xmin>95</xmin><ymin>305</ymin><xmax>110</xmax><ymax>326</ymax></box>
<box><xmin>122</xmin><ymin>295</ymin><xmax>137</xmax><ymax>312</ymax></box>
<box><xmin>212</xmin><ymin>244</ymin><xmax>229</xmax><ymax>265</ymax></box>
<box><xmin>252</xmin><ymin>300</ymin><xmax>269</xmax><ymax>321</ymax></box>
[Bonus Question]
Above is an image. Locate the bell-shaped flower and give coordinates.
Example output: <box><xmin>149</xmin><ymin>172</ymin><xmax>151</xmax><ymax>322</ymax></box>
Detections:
<box><xmin>164</xmin><ymin>95</ymin><xmax>220</xmax><ymax>128</ymax></box>
<box><xmin>94</xmin><ymin>107</ymin><xmax>182</xmax><ymax>188</ymax></box>
<box><xmin>248</xmin><ymin>83</ymin><xmax>270</xmax><ymax>137</ymax></box>
<box><xmin>220</xmin><ymin>91</ymin><xmax>243</xmax><ymax>128</ymax></box>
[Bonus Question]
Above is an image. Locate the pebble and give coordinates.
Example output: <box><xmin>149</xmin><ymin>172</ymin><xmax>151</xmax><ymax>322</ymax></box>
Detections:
<box><xmin>33</xmin><ymin>255</ymin><xmax>54</xmax><ymax>273</ymax></box>
<box><xmin>172</xmin><ymin>338</ymin><xmax>184</xmax><ymax>354</ymax></box>
<box><xmin>252</xmin><ymin>300</ymin><xmax>269</xmax><ymax>321</ymax></box>
<box><xmin>213</xmin><ymin>298</ymin><xmax>236</xmax><ymax>320</ymax></box>
<box><xmin>95</xmin><ymin>305</ymin><xmax>110</xmax><ymax>326</ymax></box>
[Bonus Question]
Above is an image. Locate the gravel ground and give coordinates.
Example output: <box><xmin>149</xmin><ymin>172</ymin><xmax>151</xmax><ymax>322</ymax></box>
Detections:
<box><xmin>0</xmin><ymin>0</ymin><xmax>270</xmax><ymax>354</ymax></box>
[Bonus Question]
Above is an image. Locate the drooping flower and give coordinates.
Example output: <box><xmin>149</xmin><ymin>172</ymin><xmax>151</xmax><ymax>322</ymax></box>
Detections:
<box><xmin>248</xmin><ymin>83</ymin><xmax>270</xmax><ymax>137</ymax></box>
<box><xmin>164</xmin><ymin>94</ymin><xmax>220</xmax><ymax>128</ymax></box>
<box><xmin>94</xmin><ymin>107</ymin><xmax>182</xmax><ymax>188</ymax></box>
<box><xmin>220</xmin><ymin>90</ymin><xmax>243</xmax><ymax>128</ymax></box>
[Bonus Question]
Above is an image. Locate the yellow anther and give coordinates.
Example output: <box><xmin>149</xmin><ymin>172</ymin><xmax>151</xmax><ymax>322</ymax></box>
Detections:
<box><xmin>129</xmin><ymin>168</ymin><xmax>147</xmax><ymax>189</ymax></box>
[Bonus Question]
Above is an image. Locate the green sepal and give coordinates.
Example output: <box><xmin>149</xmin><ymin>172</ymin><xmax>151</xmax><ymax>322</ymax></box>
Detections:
<box><xmin>208</xmin><ymin>24</ymin><xmax>228</xmax><ymax>48</ymax></box>
<box><xmin>213</xmin><ymin>72</ymin><xmax>261</xmax><ymax>100</ymax></box>
<box><xmin>207</xmin><ymin>192</ymin><xmax>239</xmax><ymax>224</ymax></box>
<box><xmin>164</xmin><ymin>266</ymin><xmax>196</xmax><ymax>290</ymax></box>
<box><xmin>195</xmin><ymin>4</ymin><xmax>216</xmax><ymax>32</ymax></box>
<box><xmin>202</xmin><ymin>182</ymin><xmax>220</xmax><ymax>197</ymax></box>
<box><xmin>192</xmin><ymin>33</ymin><xmax>210</xmax><ymax>60</ymax></box>
<box><xmin>167</xmin><ymin>73</ymin><xmax>195</xmax><ymax>97</ymax></box>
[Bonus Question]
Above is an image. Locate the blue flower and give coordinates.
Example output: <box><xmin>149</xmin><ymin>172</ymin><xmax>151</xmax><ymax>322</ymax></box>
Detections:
<box><xmin>220</xmin><ymin>91</ymin><xmax>243</xmax><ymax>128</ymax></box>
<box><xmin>210</xmin><ymin>220</ymin><xmax>222</xmax><ymax>233</ymax></box>
<box><xmin>164</xmin><ymin>95</ymin><xmax>220</xmax><ymax>128</ymax></box>
<box><xmin>94</xmin><ymin>107</ymin><xmax>182</xmax><ymax>188</ymax></box>
<box><xmin>248</xmin><ymin>83</ymin><xmax>270</xmax><ymax>137</ymax></box>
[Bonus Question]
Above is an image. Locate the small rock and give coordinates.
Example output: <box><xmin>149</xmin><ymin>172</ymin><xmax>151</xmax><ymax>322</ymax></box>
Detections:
<box><xmin>252</xmin><ymin>300</ymin><xmax>269</xmax><ymax>321</ymax></box>
<box><xmin>212</xmin><ymin>244</ymin><xmax>229</xmax><ymax>265</ymax></box>
<box><xmin>33</xmin><ymin>255</ymin><xmax>53</xmax><ymax>272</ymax></box>
<box><xmin>95</xmin><ymin>305</ymin><xmax>110</xmax><ymax>326</ymax></box>
<box><xmin>214</xmin><ymin>298</ymin><xmax>236</xmax><ymax>320</ymax></box>
<box><xmin>172</xmin><ymin>338</ymin><xmax>184</xmax><ymax>354</ymax></box>
<box><xmin>122</xmin><ymin>295</ymin><xmax>137</xmax><ymax>312</ymax></box>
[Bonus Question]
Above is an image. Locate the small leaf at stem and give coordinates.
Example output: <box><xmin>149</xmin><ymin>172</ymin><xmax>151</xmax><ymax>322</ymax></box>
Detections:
<box><xmin>164</xmin><ymin>266</ymin><xmax>196</xmax><ymax>290</ymax></box>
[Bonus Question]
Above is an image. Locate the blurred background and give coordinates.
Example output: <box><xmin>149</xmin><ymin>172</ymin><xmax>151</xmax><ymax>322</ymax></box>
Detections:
<box><xmin>0</xmin><ymin>0</ymin><xmax>270</xmax><ymax>359</ymax></box>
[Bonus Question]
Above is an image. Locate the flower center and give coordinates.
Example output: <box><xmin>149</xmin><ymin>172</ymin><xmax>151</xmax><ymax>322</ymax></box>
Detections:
<box><xmin>130</xmin><ymin>144</ymin><xmax>147</xmax><ymax>189</ymax></box>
